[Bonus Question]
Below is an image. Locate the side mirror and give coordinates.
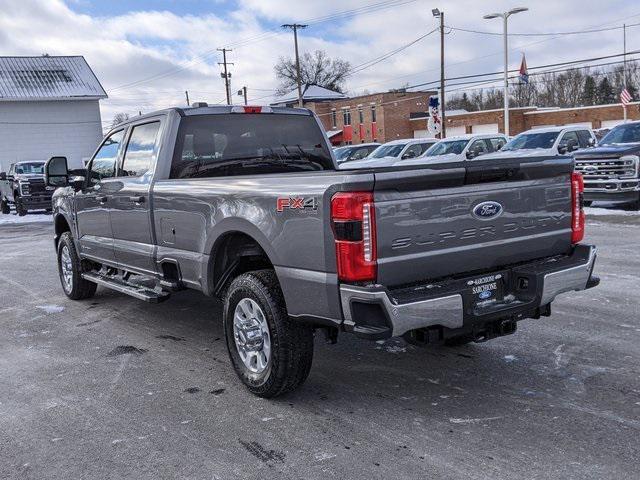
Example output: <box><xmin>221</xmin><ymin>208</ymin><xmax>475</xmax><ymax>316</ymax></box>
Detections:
<box><xmin>45</xmin><ymin>156</ymin><xmax>69</xmax><ymax>188</ymax></box>
<box><xmin>0</xmin><ymin>172</ymin><xmax>6</xmax><ymax>181</ymax></box>
<box><xmin>557</xmin><ymin>144</ymin><xmax>568</xmax><ymax>155</ymax></box>
<box><xmin>466</xmin><ymin>150</ymin><xmax>476</xmax><ymax>160</ymax></box>
<box><xmin>402</xmin><ymin>151</ymin><xmax>416</xmax><ymax>159</ymax></box>
<box><xmin>588</xmin><ymin>137</ymin><xmax>596</xmax><ymax>147</ymax></box>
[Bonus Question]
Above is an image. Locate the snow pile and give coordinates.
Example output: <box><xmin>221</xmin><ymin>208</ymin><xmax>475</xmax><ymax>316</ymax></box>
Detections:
<box><xmin>585</xmin><ymin>207</ymin><xmax>639</xmax><ymax>217</ymax></box>
<box><xmin>0</xmin><ymin>213</ymin><xmax>52</xmax><ymax>225</ymax></box>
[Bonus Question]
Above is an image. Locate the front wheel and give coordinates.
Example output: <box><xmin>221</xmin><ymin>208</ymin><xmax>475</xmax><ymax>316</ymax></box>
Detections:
<box><xmin>15</xmin><ymin>197</ymin><xmax>27</xmax><ymax>216</ymax></box>
<box><xmin>57</xmin><ymin>232</ymin><xmax>97</xmax><ymax>300</ymax></box>
<box><xmin>223</xmin><ymin>270</ymin><xmax>314</xmax><ymax>398</ymax></box>
<box><xmin>0</xmin><ymin>199</ymin><xmax>9</xmax><ymax>214</ymax></box>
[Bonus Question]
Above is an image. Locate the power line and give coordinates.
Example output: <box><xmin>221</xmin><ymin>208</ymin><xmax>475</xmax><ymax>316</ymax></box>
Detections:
<box><xmin>446</xmin><ymin>21</ymin><xmax>640</xmax><ymax>37</ymax></box>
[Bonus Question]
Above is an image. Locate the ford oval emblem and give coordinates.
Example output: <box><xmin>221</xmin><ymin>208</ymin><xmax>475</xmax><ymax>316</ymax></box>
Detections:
<box><xmin>478</xmin><ymin>290</ymin><xmax>493</xmax><ymax>300</ymax></box>
<box><xmin>473</xmin><ymin>201</ymin><xmax>503</xmax><ymax>220</ymax></box>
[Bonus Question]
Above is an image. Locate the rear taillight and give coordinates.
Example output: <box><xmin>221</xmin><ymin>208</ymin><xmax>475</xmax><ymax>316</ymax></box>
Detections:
<box><xmin>331</xmin><ymin>192</ymin><xmax>377</xmax><ymax>282</ymax></box>
<box><xmin>571</xmin><ymin>172</ymin><xmax>585</xmax><ymax>244</ymax></box>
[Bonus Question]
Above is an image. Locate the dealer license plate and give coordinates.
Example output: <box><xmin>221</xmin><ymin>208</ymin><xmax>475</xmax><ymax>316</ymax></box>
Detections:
<box><xmin>468</xmin><ymin>274</ymin><xmax>504</xmax><ymax>306</ymax></box>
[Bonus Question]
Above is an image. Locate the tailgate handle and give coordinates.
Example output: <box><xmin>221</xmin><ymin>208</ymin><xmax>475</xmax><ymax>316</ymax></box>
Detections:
<box><xmin>128</xmin><ymin>195</ymin><xmax>145</xmax><ymax>204</ymax></box>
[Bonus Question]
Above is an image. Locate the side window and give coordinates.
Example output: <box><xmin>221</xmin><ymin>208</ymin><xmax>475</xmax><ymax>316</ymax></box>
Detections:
<box><xmin>576</xmin><ymin>130</ymin><xmax>592</xmax><ymax>148</ymax></box>
<box><xmin>468</xmin><ymin>139</ymin><xmax>490</xmax><ymax>157</ymax></box>
<box><xmin>560</xmin><ymin>131</ymin><xmax>579</xmax><ymax>147</ymax></box>
<box><xmin>489</xmin><ymin>137</ymin><xmax>506</xmax><ymax>151</ymax></box>
<box><xmin>119</xmin><ymin>122</ymin><xmax>161</xmax><ymax>177</ymax></box>
<box><xmin>350</xmin><ymin>147</ymin><xmax>369</xmax><ymax>160</ymax></box>
<box><xmin>403</xmin><ymin>144</ymin><xmax>422</xmax><ymax>159</ymax></box>
<box><xmin>88</xmin><ymin>130</ymin><xmax>124</xmax><ymax>185</ymax></box>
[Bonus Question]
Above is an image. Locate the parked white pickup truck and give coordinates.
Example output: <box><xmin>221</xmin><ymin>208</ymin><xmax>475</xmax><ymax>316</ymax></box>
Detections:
<box><xmin>340</xmin><ymin>138</ymin><xmax>437</xmax><ymax>169</ymax></box>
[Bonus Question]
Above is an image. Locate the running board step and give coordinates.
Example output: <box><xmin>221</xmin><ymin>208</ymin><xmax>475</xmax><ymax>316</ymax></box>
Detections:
<box><xmin>82</xmin><ymin>272</ymin><xmax>171</xmax><ymax>303</ymax></box>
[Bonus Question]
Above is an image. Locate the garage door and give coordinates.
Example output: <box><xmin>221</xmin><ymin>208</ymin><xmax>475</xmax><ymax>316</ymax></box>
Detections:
<box><xmin>601</xmin><ymin>119</ymin><xmax>625</xmax><ymax>129</ymax></box>
<box><xmin>472</xmin><ymin>123</ymin><xmax>499</xmax><ymax>134</ymax></box>
<box><xmin>446</xmin><ymin>126</ymin><xmax>466</xmax><ymax>137</ymax></box>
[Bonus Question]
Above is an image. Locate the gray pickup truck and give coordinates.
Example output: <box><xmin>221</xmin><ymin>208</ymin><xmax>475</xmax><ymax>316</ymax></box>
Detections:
<box><xmin>45</xmin><ymin>104</ymin><xmax>599</xmax><ymax>397</ymax></box>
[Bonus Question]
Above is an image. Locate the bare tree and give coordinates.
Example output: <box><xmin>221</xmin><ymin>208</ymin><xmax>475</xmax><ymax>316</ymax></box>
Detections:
<box><xmin>110</xmin><ymin>112</ymin><xmax>130</xmax><ymax>129</ymax></box>
<box><xmin>274</xmin><ymin>50</ymin><xmax>351</xmax><ymax>96</ymax></box>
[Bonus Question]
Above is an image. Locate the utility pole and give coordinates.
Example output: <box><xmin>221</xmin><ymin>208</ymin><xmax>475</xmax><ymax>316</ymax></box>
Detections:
<box><xmin>282</xmin><ymin>23</ymin><xmax>307</xmax><ymax>107</ymax></box>
<box><xmin>185</xmin><ymin>90</ymin><xmax>190</xmax><ymax>106</ymax></box>
<box><xmin>217</xmin><ymin>48</ymin><xmax>234</xmax><ymax>105</ymax></box>
<box><xmin>238</xmin><ymin>86</ymin><xmax>248</xmax><ymax>105</ymax></box>
<box><xmin>432</xmin><ymin>9</ymin><xmax>446</xmax><ymax>138</ymax></box>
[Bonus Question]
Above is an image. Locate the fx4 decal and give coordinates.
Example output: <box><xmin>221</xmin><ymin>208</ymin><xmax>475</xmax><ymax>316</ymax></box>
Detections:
<box><xmin>277</xmin><ymin>197</ymin><xmax>318</xmax><ymax>213</ymax></box>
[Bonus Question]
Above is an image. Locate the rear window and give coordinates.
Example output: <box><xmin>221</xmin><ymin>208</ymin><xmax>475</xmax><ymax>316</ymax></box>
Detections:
<box><xmin>170</xmin><ymin>114</ymin><xmax>334</xmax><ymax>178</ymax></box>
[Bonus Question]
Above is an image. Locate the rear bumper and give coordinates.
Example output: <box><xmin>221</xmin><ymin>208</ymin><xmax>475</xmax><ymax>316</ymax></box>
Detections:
<box><xmin>339</xmin><ymin>244</ymin><xmax>598</xmax><ymax>340</ymax></box>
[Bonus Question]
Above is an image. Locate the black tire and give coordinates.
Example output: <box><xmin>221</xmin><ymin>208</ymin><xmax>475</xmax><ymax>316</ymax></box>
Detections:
<box><xmin>57</xmin><ymin>232</ymin><xmax>97</xmax><ymax>300</ymax></box>
<box><xmin>223</xmin><ymin>270</ymin><xmax>314</xmax><ymax>398</ymax></box>
<box><xmin>628</xmin><ymin>194</ymin><xmax>640</xmax><ymax>210</ymax></box>
<box><xmin>15</xmin><ymin>197</ymin><xmax>27</xmax><ymax>216</ymax></box>
<box><xmin>583</xmin><ymin>200</ymin><xmax>593</xmax><ymax>207</ymax></box>
<box><xmin>0</xmin><ymin>199</ymin><xmax>9</xmax><ymax>215</ymax></box>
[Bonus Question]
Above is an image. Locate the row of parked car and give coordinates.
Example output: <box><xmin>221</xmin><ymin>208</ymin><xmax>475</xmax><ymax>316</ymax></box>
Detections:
<box><xmin>334</xmin><ymin>122</ymin><xmax>640</xmax><ymax>208</ymax></box>
<box><xmin>334</xmin><ymin>125</ymin><xmax>597</xmax><ymax>170</ymax></box>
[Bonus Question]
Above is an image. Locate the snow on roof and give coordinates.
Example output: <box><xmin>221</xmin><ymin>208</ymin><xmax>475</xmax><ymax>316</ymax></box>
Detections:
<box><xmin>0</xmin><ymin>56</ymin><xmax>107</xmax><ymax>100</ymax></box>
<box><xmin>271</xmin><ymin>84</ymin><xmax>347</xmax><ymax>105</ymax></box>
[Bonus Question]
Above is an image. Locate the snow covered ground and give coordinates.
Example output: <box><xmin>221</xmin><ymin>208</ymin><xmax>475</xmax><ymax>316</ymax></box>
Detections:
<box><xmin>0</xmin><ymin>212</ymin><xmax>52</xmax><ymax>225</ymax></box>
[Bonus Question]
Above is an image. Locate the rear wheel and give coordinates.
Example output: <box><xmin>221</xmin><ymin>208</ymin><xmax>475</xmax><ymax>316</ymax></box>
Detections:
<box><xmin>583</xmin><ymin>200</ymin><xmax>593</xmax><ymax>207</ymax></box>
<box><xmin>0</xmin><ymin>198</ymin><xmax>9</xmax><ymax>214</ymax></box>
<box><xmin>223</xmin><ymin>270</ymin><xmax>314</xmax><ymax>398</ymax></box>
<box><xmin>57</xmin><ymin>232</ymin><xmax>97</xmax><ymax>300</ymax></box>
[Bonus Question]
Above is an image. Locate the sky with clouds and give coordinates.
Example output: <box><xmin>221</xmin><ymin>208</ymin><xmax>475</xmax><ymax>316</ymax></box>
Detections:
<box><xmin>1</xmin><ymin>0</ymin><xmax>639</xmax><ymax>126</ymax></box>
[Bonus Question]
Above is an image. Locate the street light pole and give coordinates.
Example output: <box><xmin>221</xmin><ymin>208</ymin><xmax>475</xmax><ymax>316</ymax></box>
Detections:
<box><xmin>483</xmin><ymin>7</ymin><xmax>528</xmax><ymax>137</ymax></box>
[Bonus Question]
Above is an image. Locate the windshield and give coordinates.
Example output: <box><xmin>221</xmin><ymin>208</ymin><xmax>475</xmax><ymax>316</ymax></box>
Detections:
<box><xmin>14</xmin><ymin>162</ymin><xmax>45</xmax><ymax>174</ymax></box>
<box><xmin>369</xmin><ymin>144</ymin><xmax>406</xmax><ymax>159</ymax></box>
<box><xmin>599</xmin><ymin>123</ymin><xmax>640</xmax><ymax>145</ymax></box>
<box><xmin>334</xmin><ymin>146</ymin><xmax>353</xmax><ymax>161</ymax></box>
<box><xmin>170</xmin><ymin>114</ymin><xmax>334</xmax><ymax>178</ymax></box>
<box><xmin>501</xmin><ymin>131</ymin><xmax>560</xmax><ymax>151</ymax></box>
<box><xmin>425</xmin><ymin>140</ymin><xmax>469</xmax><ymax>156</ymax></box>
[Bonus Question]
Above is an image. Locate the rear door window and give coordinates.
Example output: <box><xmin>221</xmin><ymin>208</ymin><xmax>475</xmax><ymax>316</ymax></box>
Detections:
<box><xmin>560</xmin><ymin>131</ymin><xmax>579</xmax><ymax>147</ymax></box>
<box><xmin>488</xmin><ymin>137</ymin><xmax>506</xmax><ymax>151</ymax></box>
<box><xmin>170</xmin><ymin>114</ymin><xmax>333</xmax><ymax>178</ymax></box>
<box><xmin>119</xmin><ymin>122</ymin><xmax>161</xmax><ymax>177</ymax></box>
<box><xmin>88</xmin><ymin>130</ymin><xmax>124</xmax><ymax>184</ymax></box>
<box><xmin>576</xmin><ymin>130</ymin><xmax>593</xmax><ymax>148</ymax></box>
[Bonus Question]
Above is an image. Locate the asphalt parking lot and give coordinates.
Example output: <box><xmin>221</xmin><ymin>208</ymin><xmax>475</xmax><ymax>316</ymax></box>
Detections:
<box><xmin>0</xmin><ymin>212</ymin><xmax>639</xmax><ymax>480</ymax></box>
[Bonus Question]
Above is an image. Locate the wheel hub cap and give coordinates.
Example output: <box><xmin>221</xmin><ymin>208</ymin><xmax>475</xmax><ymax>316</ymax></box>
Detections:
<box><xmin>233</xmin><ymin>298</ymin><xmax>271</xmax><ymax>373</ymax></box>
<box><xmin>60</xmin><ymin>246</ymin><xmax>73</xmax><ymax>291</ymax></box>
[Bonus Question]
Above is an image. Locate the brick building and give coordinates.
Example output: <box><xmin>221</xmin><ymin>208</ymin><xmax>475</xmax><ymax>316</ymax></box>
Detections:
<box><xmin>410</xmin><ymin>102</ymin><xmax>640</xmax><ymax>138</ymax></box>
<box><xmin>274</xmin><ymin>89</ymin><xmax>436</xmax><ymax>145</ymax></box>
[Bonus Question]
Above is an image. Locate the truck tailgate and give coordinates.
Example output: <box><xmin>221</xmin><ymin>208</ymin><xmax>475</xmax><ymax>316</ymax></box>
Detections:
<box><xmin>374</xmin><ymin>157</ymin><xmax>574</xmax><ymax>287</ymax></box>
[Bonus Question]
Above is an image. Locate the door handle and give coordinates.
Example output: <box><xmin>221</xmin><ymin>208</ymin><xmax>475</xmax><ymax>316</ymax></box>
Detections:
<box><xmin>96</xmin><ymin>195</ymin><xmax>108</xmax><ymax>204</ymax></box>
<box><xmin>128</xmin><ymin>196</ymin><xmax>145</xmax><ymax>204</ymax></box>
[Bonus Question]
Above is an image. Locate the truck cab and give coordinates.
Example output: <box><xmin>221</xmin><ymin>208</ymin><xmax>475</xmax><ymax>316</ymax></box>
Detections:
<box><xmin>485</xmin><ymin>126</ymin><xmax>596</xmax><ymax>160</ymax></box>
<box><xmin>399</xmin><ymin>133</ymin><xmax>508</xmax><ymax>166</ymax></box>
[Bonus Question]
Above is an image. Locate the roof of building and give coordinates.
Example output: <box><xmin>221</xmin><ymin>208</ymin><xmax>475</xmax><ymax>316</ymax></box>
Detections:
<box><xmin>271</xmin><ymin>84</ymin><xmax>348</xmax><ymax>105</ymax></box>
<box><xmin>0</xmin><ymin>56</ymin><xmax>107</xmax><ymax>100</ymax></box>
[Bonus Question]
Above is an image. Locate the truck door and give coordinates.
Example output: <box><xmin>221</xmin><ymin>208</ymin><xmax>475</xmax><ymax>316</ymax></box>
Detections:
<box><xmin>109</xmin><ymin>120</ymin><xmax>162</xmax><ymax>274</ymax></box>
<box><xmin>75</xmin><ymin>129</ymin><xmax>125</xmax><ymax>264</ymax></box>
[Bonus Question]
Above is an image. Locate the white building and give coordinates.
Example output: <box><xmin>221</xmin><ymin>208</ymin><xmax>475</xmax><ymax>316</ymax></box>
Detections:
<box><xmin>0</xmin><ymin>56</ymin><xmax>107</xmax><ymax>170</ymax></box>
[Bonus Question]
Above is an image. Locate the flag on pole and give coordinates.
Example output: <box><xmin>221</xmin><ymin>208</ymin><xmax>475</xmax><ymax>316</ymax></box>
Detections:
<box><xmin>620</xmin><ymin>88</ymin><xmax>633</xmax><ymax>105</ymax></box>
<box><xmin>519</xmin><ymin>54</ymin><xmax>529</xmax><ymax>84</ymax></box>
